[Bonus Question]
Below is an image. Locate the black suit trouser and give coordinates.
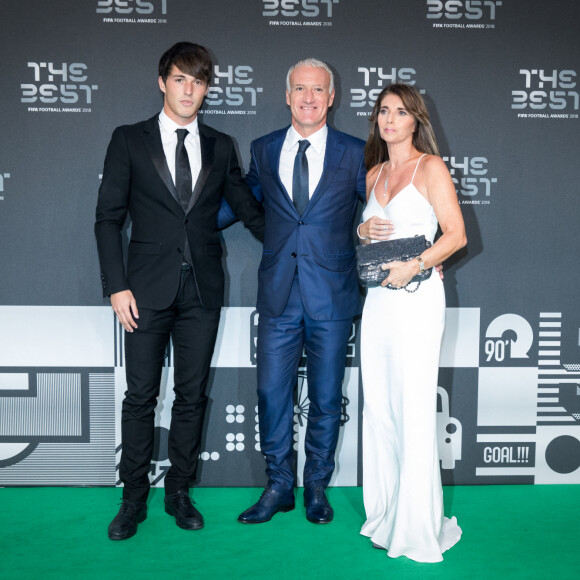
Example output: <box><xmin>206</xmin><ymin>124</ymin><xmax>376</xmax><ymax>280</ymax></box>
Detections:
<box><xmin>120</xmin><ymin>268</ymin><xmax>221</xmax><ymax>503</ymax></box>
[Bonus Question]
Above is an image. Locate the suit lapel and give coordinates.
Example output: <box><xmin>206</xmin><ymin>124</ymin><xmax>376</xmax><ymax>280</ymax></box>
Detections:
<box><xmin>142</xmin><ymin>116</ymin><xmax>215</xmax><ymax>215</ymax></box>
<box><xmin>304</xmin><ymin>126</ymin><xmax>345</xmax><ymax>215</ymax></box>
<box><xmin>185</xmin><ymin>124</ymin><xmax>214</xmax><ymax>214</ymax></box>
<box><xmin>268</xmin><ymin>126</ymin><xmax>347</xmax><ymax>217</ymax></box>
<box><xmin>142</xmin><ymin>115</ymin><xmax>182</xmax><ymax>208</ymax></box>
<box><xmin>267</xmin><ymin>127</ymin><xmax>298</xmax><ymax>213</ymax></box>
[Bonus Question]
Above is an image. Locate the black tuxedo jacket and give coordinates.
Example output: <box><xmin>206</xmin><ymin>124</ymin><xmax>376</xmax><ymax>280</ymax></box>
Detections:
<box><xmin>95</xmin><ymin>114</ymin><xmax>264</xmax><ymax>310</ymax></box>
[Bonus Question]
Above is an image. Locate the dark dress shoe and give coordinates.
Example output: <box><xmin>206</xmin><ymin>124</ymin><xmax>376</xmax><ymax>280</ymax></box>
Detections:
<box><xmin>304</xmin><ymin>486</ymin><xmax>333</xmax><ymax>524</ymax></box>
<box><xmin>237</xmin><ymin>487</ymin><xmax>295</xmax><ymax>524</ymax></box>
<box><xmin>108</xmin><ymin>500</ymin><xmax>147</xmax><ymax>540</ymax></box>
<box><xmin>164</xmin><ymin>490</ymin><xmax>204</xmax><ymax>530</ymax></box>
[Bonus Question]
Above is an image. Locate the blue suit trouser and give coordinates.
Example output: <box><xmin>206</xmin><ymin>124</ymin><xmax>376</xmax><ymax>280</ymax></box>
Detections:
<box><xmin>256</xmin><ymin>273</ymin><xmax>353</xmax><ymax>491</ymax></box>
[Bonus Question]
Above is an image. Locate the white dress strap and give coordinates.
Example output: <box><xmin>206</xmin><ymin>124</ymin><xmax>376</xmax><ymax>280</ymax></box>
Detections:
<box><xmin>410</xmin><ymin>154</ymin><xmax>427</xmax><ymax>184</ymax></box>
<box><xmin>371</xmin><ymin>162</ymin><xmax>387</xmax><ymax>192</ymax></box>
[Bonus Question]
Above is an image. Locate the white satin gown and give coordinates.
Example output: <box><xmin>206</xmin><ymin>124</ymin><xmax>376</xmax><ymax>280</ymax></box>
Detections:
<box><xmin>359</xmin><ymin>155</ymin><xmax>462</xmax><ymax>563</ymax></box>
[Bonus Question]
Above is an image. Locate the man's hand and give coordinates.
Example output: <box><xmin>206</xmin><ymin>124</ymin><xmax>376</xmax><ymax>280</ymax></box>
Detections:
<box><xmin>110</xmin><ymin>290</ymin><xmax>139</xmax><ymax>332</ymax></box>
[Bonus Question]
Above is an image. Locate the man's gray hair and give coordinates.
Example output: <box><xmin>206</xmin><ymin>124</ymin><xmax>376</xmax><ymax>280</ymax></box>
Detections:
<box><xmin>286</xmin><ymin>58</ymin><xmax>335</xmax><ymax>93</ymax></box>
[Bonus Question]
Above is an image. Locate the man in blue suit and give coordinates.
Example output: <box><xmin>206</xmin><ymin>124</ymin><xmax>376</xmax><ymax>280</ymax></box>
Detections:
<box><xmin>238</xmin><ymin>58</ymin><xmax>366</xmax><ymax>525</ymax></box>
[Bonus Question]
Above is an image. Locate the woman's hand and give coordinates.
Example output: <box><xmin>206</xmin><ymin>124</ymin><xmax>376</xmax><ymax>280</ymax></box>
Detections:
<box><xmin>381</xmin><ymin>260</ymin><xmax>419</xmax><ymax>289</ymax></box>
<box><xmin>358</xmin><ymin>216</ymin><xmax>395</xmax><ymax>242</ymax></box>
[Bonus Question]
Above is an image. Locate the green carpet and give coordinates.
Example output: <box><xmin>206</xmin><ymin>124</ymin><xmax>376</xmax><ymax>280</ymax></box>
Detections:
<box><xmin>1</xmin><ymin>486</ymin><xmax>578</xmax><ymax>579</ymax></box>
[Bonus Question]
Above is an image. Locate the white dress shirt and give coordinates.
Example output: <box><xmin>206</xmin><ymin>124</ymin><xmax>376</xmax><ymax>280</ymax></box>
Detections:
<box><xmin>158</xmin><ymin>109</ymin><xmax>202</xmax><ymax>189</ymax></box>
<box><xmin>279</xmin><ymin>124</ymin><xmax>328</xmax><ymax>201</ymax></box>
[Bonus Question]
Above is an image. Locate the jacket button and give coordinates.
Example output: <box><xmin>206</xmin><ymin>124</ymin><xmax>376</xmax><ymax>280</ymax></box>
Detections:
<box><xmin>291</xmin><ymin>252</ymin><xmax>297</xmax><ymax>258</ymax></box>
<box><xmin>184</xmin><ymin>218</ymin><xmax>189</xmax><ymax>223</ymax></box>
<box><xmin>177</xmin><ymin>248</ymin><xmax>183</xmax><ymax>254</ymax></box>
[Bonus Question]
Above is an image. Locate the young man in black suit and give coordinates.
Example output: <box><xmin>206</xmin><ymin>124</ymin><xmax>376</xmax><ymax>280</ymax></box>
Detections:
<box><xmin>95</xmin><ymin>42</ymin><xmax>264</xmax><ymax>540</ymax></box>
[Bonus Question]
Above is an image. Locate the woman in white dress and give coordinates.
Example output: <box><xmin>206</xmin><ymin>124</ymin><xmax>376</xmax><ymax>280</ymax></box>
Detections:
<box><xmin>357</xmin><ymin>84</ymin><xmax>466</xmax><ymax>563</ymax></box>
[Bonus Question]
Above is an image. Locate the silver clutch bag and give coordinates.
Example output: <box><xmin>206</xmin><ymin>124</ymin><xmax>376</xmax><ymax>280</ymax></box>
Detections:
<box><xmin>356</xmin><ymin>235</ymin><xmax>432</xmax><ymax>290</ymax></box>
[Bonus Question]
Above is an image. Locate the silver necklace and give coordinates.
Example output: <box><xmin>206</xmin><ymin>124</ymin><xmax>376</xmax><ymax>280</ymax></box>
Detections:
<box><xmin>383</xmin><ymin>155</ymin><xmax>418</xmax><ymax>197</ymax></box>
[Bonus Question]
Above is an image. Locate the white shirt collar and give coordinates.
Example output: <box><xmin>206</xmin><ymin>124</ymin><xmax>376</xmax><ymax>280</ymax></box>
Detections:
<box><xmin>286</xmin><ymin>124</ymin><xmax>327</xmax><ymax>154</ymax></box>
<box><xmin>158</xmin><ymin>109</ymin><xmax>199</xmax><ymax>137</ymax></box>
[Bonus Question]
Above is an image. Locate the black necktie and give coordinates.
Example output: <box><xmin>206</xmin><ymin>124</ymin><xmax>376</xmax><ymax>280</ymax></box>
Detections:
<box><xmin>292</xmin><ymin>140</ymin><xmax>311</xmax><ymax>215</ymax></box>
<box><xmin>175</xmin><ymin>129</ymin><xmax>192</xmax><ymax>211</ymax></box>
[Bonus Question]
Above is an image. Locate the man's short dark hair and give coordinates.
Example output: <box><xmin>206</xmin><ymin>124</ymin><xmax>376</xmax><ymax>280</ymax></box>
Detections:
<box><xmin>158</xmin><ymin>42</ymin><xmax>213</xmax><ymax>85</ymax></box>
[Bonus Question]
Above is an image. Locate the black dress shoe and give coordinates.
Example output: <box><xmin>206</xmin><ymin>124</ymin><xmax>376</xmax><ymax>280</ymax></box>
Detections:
<box><xmin>304</xmin><ymin>486</ymin><xmax>333</xmax><ymax>524</ymax></box>
<box><xmin>165</xmin><ymin>489</ymin><xmax>204</xmax><ymax>530</ymax></box>
<box><xmin>108</xmin><ymin>500</ymin><xmax>147</xmax><ymax>540</ymax></box>
<box><xmin>238</xmin><ymin>487</ymin><xmax>295</xmax><ymax>524</ymax></box>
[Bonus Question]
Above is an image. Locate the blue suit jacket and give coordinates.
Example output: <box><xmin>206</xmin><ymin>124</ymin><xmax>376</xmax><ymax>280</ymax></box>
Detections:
<box><xmin>247</xmin><ymin>125</ymin><xmax>367</xmax><ymax>320</ymax></box>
